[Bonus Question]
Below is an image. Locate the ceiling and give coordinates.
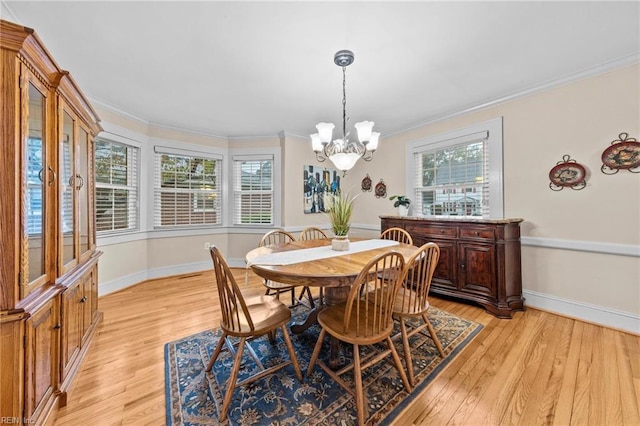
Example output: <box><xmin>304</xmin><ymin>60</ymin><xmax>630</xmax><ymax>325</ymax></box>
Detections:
<box><xmin>4</xmin><ymin>1</ymin><xmax>639</xmax><ymax>139</ymax></box>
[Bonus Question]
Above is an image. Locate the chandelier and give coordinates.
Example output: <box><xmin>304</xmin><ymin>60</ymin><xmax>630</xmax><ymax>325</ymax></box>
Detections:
<box><xmin>311</xmin><ymin>50</ymin><xmax>379</xmax><ymax>174</ymax></box>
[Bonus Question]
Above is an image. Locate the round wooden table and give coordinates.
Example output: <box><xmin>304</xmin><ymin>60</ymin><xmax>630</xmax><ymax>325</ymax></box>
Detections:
<box><xmin>246</xmin><ymin>238</ymin><xmax>417</xmax><ymax>331</ymax></box>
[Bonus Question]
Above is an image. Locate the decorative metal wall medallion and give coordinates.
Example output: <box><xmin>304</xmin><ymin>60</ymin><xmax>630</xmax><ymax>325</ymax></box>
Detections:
<box><xmin>361</xmin><ymin>174</ymin><xmax>372</xmax><ymax>192</ymax></box>
<box><xmin>375</xmin><ymin>179</ymin><xmax>387</xmax><ymax>198</ymax></box>
<box><xmin>601</xmin><ymin>132</ymin><xmax>640</xmax><ymax>174</ymax></box>
<box><xmin>549</xmin><ymin>154</ymin><xmax>587</xmax><ymax>191</ymax></box>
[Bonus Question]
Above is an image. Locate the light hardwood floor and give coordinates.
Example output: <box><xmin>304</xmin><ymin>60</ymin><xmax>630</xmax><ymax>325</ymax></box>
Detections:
<box><xmin>54</xmin><ymin>269</ymin><xmax>640</xmax><ymax>425</ymax></box>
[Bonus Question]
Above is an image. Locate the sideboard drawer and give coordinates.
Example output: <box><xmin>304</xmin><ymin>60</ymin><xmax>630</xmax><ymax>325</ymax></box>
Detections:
<box><xmin>407</xmin><ymin>224</ymin><xmax>457</xmax><ymax>238</ymax></box>
<box><xmin>459</xmin><ymin>226</ymin><xmax>495</xmax><ymax>240</ymax></box>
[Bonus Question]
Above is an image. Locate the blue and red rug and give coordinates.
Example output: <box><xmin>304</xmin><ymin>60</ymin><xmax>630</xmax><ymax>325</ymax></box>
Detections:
<box><xmin>165</xmin><ymin>304</ymin><xmax>482</xmax><ymax>425</ymax></box>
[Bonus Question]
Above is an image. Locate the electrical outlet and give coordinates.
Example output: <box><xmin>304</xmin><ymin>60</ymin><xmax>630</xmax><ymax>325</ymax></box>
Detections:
<box><xmin>204</xmin><ymin>242</ymin><xmax>211</xmax><ymax>250</ymax></box>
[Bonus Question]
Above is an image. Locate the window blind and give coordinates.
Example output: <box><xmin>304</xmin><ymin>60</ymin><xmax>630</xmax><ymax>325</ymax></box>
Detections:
<box><xmin>153</xmin><ymin>149</ymin><xmax>222</xmax><ymax>227</ymax></box>
<box><xmin>95</xmin><ymin>138</ymin><xmax>140</xmax><ymax>234</ymax></box>
<box><xmin>413</xmin><ymin>132</ymin><xmax>489</xmax><ymax>217</ymax></box>
<box><xmin>232</xmin><ymin>154</ymin><xmax>273</xmax><ymax>225</ymax></box>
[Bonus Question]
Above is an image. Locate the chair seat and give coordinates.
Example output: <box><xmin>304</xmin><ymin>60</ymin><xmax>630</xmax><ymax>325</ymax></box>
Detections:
<box><xmin>392</xmin><ymin>288</ymin><xmax>430</xmax><ymax>316</ymax></box>
<box><xmin>225</xmin><ymin>295</ymin><xmax>292</xmax><ymax>336</ymax></box>
<box><xmin>318</xmin><ymin>303</ymin><xmax>395</xmax><ymax>345</ymax></box>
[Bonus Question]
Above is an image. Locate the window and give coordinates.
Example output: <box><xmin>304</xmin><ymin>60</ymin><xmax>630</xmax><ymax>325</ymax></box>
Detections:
<box><xmin>232</xmin><ymin>155</ymin><xmax>274</xmax><ymax>225</ymax></box>
<box><xmin>154</xmin><ymin>147</ymin><xmax>222</xmax><ymax>227</ymax></box>
<box><xmin>95</xmin><ymin>138</ymin><xmax>139</xmax><ymax>234</ymax></box>
<box><xmin>408</xmin><ymin>118</ymin><xmax>503</xmax><ymax>218</ymax></box>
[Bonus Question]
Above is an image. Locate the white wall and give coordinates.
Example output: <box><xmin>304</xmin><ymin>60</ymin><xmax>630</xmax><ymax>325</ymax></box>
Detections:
<box><xmin>94</xmin><ymin>65</ymin><xmax>639</xmax><ymax>333</ymax></box>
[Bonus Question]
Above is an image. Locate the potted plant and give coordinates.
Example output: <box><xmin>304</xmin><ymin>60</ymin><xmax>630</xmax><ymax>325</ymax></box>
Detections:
<box><xmin>390</xmin><ymin>195</ymin><xmax>411</xmax><ymax>217</ymax></box>
<box><xmin>327</xmin><ymin>191</ymin><xmax>357</xmax><ymax>251</ymax></box>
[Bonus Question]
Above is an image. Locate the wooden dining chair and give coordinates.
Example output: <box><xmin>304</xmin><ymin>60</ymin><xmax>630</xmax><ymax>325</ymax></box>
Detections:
<box><xmin>392</xmin><ymin>242</ymin><xmax>445</xmax><ymax>386</ymax></box>
<box><xmin>306</xmin><ymin>251</ymin><xmax>412</xmax><ymax>426</ymax></box>
<box><xmin>298</xmin><ymin>226</ymin><xmax>328</xmax><ymax>304</ymax></box>
<box><xmin>259</xmin><ymin>230</ymin><xmax>315</xmax><ymax>308</ymax></box>
<box><xmin>207</xmin><ymin>246</ymin><xmax>303</xmax><ymax>422</ymax></box>
<box><xmin>298</xmin><ymin>226</ymin><xmax>328</xmax><ymax>241</ymax></box>
<box><xmin>380</xmin><ymin>227</ymin><xmax>413</xmax><ymax>246</ymax></box>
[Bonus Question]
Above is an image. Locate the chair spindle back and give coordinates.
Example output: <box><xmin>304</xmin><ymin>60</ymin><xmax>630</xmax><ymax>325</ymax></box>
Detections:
<box><xmin>380</xmin><ymin>227</ymin><xmax>413</xmax><ymax>246</ymax></box>
<box><xmin>299</xmin><ymin>227</ymin><xmax>328</xmax><ymax>241</ymax></box>
<box><xmin>397</xmin><ymin>243</ymin><xmax>440</xmax><ymax>314</ymax></box>
<box><xmin>210</xmin><ymin>246</ymin><xmax>255</xmax><ymax>332</ymax></box>
<box><xmin>259</xmin><ymin>230</ymin><xmax>296</xmax><ymax>247</ymax></box>
<box><xmin>344</xmin><ymin>251</ymin><xmax>406</xmax><ymax>338</ymax></box>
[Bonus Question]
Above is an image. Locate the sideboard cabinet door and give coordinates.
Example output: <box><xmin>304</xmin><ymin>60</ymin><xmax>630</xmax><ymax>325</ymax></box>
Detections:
<box><xmin>458</xmin><ymin>242</ymin><xmax>496</xmax><ymax>298</ymax></box>
<box><xmin>381</xmin><ymin>216</ymin><xmax>524</xmax><ymax>318</ymax></box>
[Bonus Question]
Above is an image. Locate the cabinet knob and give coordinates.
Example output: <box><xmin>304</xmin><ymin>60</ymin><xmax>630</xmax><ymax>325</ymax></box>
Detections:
<box><xmin>474</xmin><ymin>231</ymin><xmax>479</xmax><ymax>236</ymax></box>
<box><xmin>440</xmin><ymin>229</ymin><xmax>444</xmax><ymax>233</ymax></box>
<box><xmin>80</xmin><ymin>296</ymin><xmax>87</xmax><ymax>303</ymax></box>
<box><xmin>460</xmin><ymin>264</ymin><xmax>465</xmax><ymax>269</ymax></box>
<box><xmin>53</xmin><ymin>324</ymin><xmax>61</xmax><ymax>330</ymax></box>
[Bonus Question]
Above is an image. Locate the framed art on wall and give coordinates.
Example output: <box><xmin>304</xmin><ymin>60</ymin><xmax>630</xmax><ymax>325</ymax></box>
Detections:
<box><xmin>303</xmin><ymin>165</ymin><xmax>341</xmax><ymax>213</ymax></box>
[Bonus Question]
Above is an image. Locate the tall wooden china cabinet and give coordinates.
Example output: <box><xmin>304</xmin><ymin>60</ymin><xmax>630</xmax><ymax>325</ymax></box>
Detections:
<box><xmin>0</xmin><ymin>20</ymin><xmax>102</xmax><ymax>424</ymax></box>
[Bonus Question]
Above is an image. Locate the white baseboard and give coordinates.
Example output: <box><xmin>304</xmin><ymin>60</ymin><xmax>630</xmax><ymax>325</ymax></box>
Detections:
<box><xmin>146</xmin><ymin>261</ymin><xmax>212</xmax><ymax>280</ymax></box>
<box><xmin>99</xmin><ymin>261</ymin><xmax>211</xmax><ymax>296</ymax></box>
<box><xmin>99</xmin><ymin>270</ymin><xmax>149</xmax><ymax>296</ymax></box>
<box><xmin>523</xmin><ymin>289</ymin><xmax>639</xmax><ymax>334</ymax></box>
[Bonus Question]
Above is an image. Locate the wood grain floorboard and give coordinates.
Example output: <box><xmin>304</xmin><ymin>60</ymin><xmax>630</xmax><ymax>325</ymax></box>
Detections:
<box><xmin>53</xmin><ymin>269</ymin><xmax>640</xmax><ymax>426</ymax></box>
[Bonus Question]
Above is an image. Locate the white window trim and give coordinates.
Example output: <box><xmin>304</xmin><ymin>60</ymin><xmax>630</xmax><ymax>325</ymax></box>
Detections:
<box><xmin>406</xmin><ymin>117</ymin><xmax>504</xmax><ymax>219</ymax></box>
<box><xmin>95</xmin><ymin>130</ymin><xmax>143</xmax><ymax>237</ymax></box>
<box><xmin>151</xmin><ymin>138</ymin><xmax>225</xmax><ymax>230</ymax></box>
<box><xmin>227</xmin><ymin>147</ymin><xmax>282</xmax><ymax>228</ymax></box>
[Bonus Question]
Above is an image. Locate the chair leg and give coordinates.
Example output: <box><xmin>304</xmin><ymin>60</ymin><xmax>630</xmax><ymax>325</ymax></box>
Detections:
<box><xmin>280</xmin><ymin>325</ymin><xmax>303</xmax><ymax>381</ymax></box>
<box><xmin>206</xmin><ymin>332</ymin><xmax>227</xmax><ymax>372</ymax></box>
<box><xmin>220</xmin><ymin>337</ymin><xmax>246</xmax><ymax>422</ymax></box>
<box><xmin>423</xmin><ymin>313</ymin><xmax>445</xmax><ymax>358</ymax></box>
<box><xmin>353</xmin><ymin>344</ymin><xmax>365</xmax><ymax>426</ymax></box>
<box><xmin>399</xmin><ymin>318</ymin><xmax>415</xmax><ymax>386</ymax></box>
<box><xmin>387</xmin><ymin>336</ymin><xmax>412</xmax><ymax>393</ymax></box>
<box><xmin>268</xmin><ymin>329</ymin><xmax>276</xmax><ymax>344</ymax></box>
<box><xmin>306</xmin><ymin>328</ymin><xmax>326</xmax><ymax>377</ymax></box>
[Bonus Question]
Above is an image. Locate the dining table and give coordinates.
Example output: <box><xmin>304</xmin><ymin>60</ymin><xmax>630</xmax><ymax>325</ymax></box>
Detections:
<box><xmin>245</xmin><ymin>237</ymin><xmax>418</xmax><ymax>366</ymax></box>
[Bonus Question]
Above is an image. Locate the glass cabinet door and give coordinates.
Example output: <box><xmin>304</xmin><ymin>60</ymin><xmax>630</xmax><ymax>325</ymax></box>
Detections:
<box><xmin>60</xmin><ymin>110</ymin><xmax>76</xmax><ymax>270</ymax></box>
<box><xmin>78</xmin><ymin>126</ymin><xmax>91</xmax><ymax>257</ymax></box>
<box><xmin>22</xmin><ymin>81</ymin><xmax>48</xmax><ymax>297</ymax></box>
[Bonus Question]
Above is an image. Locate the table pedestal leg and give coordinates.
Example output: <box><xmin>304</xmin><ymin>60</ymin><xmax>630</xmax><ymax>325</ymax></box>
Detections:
<box><xmin>290</xmin><ymin>308</ymin><xmax>319</xmax><ymax>334</ymax></box>
<box><xmin>290</xmin><ymin>286</ymin><xmax>349</xmax><ymax>334</ymax></box>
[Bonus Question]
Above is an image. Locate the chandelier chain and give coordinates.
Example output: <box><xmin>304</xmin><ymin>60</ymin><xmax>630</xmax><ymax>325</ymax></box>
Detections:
<box><xmin>342</xmin><ymin>65</ymin><xmax>347</xmax><ymax>139</ymax></box>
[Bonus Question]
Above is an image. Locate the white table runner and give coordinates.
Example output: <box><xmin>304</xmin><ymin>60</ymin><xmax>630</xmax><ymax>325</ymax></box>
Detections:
<box><xmin>248</xmin><ymin>239</ymin><xmax>399</xmax><ymax>266</ymax></box>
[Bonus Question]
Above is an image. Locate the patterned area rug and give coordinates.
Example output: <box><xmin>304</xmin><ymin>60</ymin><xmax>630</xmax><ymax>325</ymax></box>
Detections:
<box><xmin>165</xmin><ymin>304</ymin><xmax>482</xmax><ymax>425</ymax></box>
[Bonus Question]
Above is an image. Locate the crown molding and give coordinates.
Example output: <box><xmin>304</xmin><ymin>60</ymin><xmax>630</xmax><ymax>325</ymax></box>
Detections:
<box><xmin>1</xmin><ymin>1</ymin><xmax>19</xmax><ymax>23</ymax></box>
<box><xmin>147</xmin><ymin>121</ymin><xmax>228</xmax><ymax>140</ymax></box>
<box><xmin>387</xmin><ymin>53</ymin><xmax>640</xmax><ymax>138</ymax></box>
<box><xmin>89</xmin><ymin>95</ymin><xmax>151</xmax><ymax>126</ymax></box>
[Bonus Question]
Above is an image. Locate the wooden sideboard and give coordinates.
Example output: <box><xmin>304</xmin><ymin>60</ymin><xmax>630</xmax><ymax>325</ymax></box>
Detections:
<box><xmin>1</xmin><ymin>20</ymin><xmax>102</xmax><ymax>425</ymax></box>
<box><xmin>381</xmin><ymin>216</ymin><xmax>524</xmax><ymax>318</ymax></box>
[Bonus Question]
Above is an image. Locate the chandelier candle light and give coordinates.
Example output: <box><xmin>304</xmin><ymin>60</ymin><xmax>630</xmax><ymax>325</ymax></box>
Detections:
<box><xmin>311</xmin><ymin>50</ymin><xmax>379</xmax><ymax>174</ymax></box>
